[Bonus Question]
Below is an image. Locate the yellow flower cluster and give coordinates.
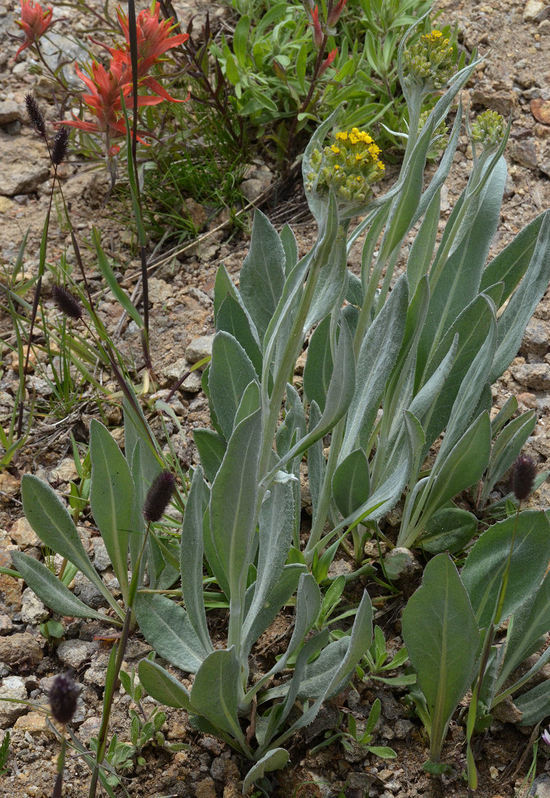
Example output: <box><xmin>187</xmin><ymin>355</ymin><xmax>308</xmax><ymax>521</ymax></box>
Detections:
<box><xmin>306</xmin><ymin>127</ymin><xmax>385</xmax><ymax>206</ymax></box>
<box><xmin>403</xmin><ymin>28</ymin><xmax>455</xmax><ymax>90</ymax></box>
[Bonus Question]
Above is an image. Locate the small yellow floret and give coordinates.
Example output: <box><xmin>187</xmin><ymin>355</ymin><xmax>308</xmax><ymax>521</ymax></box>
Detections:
<box><xmin>335</xmin><ymin>131</ymin><xmax>348</xmax><ymax>141</ymax></box>
<box><xmin>331</xmin><ymin>144</ymin><xmax>340</xmax><ymax>154</ymax></box>
<box><xmin>423</xmin><ymin>29</ymin><xmax>443</xmax><ymax>40</ymax></box>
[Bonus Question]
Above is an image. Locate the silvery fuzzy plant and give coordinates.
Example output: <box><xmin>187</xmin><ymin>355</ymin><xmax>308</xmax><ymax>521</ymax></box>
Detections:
<box><xmin>139</xmin><ymin>33</ymin><xmax>549</xmax><ymax>791</ymax></box>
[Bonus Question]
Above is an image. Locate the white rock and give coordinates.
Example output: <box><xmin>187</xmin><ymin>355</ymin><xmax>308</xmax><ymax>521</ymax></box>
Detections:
<box><xmin>0</xmin><ymin>676</ymin><xmax>27</xmax><ymax>728</ymax></box>
<box><xmin>185</xmin><ymin>335</ymin><xmax>214</xmax><ymax>363</ymax></box>
<box><xmin>20</xmin><ymin>588</ymin><xmax>49</xmax><ymax>624</ymax></box>
<box><xmin>57</xmin><ymin>639</ymin><xmax>96</xmax><ymax>669</ymax></box>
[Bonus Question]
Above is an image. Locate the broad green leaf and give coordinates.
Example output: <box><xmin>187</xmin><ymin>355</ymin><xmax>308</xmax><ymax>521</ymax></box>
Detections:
<box><xmin>208</xmin><ymin>331</ymin><xmax>258</xmax><ymax>440</ymax></box>
<box><xmin>421</xmin><ymin>412</ymin><xmax>491</xmax><ymax>527</ymax></box>
<box><xmin>340</xmin><ymin>275</ymin><xmax>408</xmax><ymax>461</ymax></box>
<box><xmin>407</xmin><ymin>189</ymin><xmax>440</xmax><ymax>295</ymax></box>
<box><xmin>418</xmin><ymin>508</ymin><xmax>478</xmax><ymax>555</ymax></box>
<box><xmin>491</xmin><ymin>213</ymin><xmax>550</xmax><ymax>381</ymax></box>
<box><xmin>11</xmin><ymin>551</ymin><xmax>110</xmax><ymax>622</ymax></box>
<box><xmin>496</xmin><ymin>572</ymin><xmax>550</xmax><ymax>690</ymax></box>
<box><xmin>516</xmin><ymin>680</ymin><xmax>550</xmax><ymax>726</ymax></box>
<box><xmin>480</xmin><ymin>410</ymin><xmax>536</xmax><ymax>503</ymax></box>
<box><xmin>180</xmin><ymin>468</ymin><xmax>213</xmax><ymax>655</ymax></box>
<box><xmin>242</xmin><ymin>480</ymin><xmax>295</xmax><ymax>647</ymax></box>
<box><xmin>232</xmin><ymin>15</ymin><xmax>249</xmax><ymax>68</ymax></box>
<box><xmin>134</xmin><ymin>593</ymin><xmax>209</xmax><ymax>673</ymax></box>
<box><xmin>190</xmin><ymin>648</ymin><xmax>248</xmax><ymax>748</ymax></box>
<box><xmin>278</xmin><ymin>319</ymin><xmax>355</xmax><ymax>469</ymax></box>
<box><xmin>481</xmin><ymin>210</ymin><xmax>548</xmax><ymax>303</ymax></box>
<box><xmin>419</xmin><ymin>295</ymin><xmax>494</xmax><ymax>446</ymax></box>
<box><xmin>239</xmin><ymin>210</ymin><xmax>285</xmax><ymax>342</ymax></box>
<box><xmin>210</xmin><ymin>406</ymin><xmax>261</xmax><ymax>600</ymax></box>
<box><xmin>435</xmin><ymin>318</ymin><xmax>495</xmax><ymax>463</ymax></box>
<box><xmin>423</xmin><ymin>157</ymin><xmax>506</xmax><ymax>363</ymax></box>
<box><xmin>307</xmin><ymin>401</ymin><xmax>325</xmax><ymax>522</ymax></box>
<box><xmin>242</xmin><ymin>749</ymin><xmax>289</xmax><ymax>793</ymax></box>
<box><xmin>304</xmin><ymin>228</ymin><xmax>347</xmax><ymax>331</ymax></box>
<box><xmin>332</xmin><ymin>448</ymin><xmax>370</xmax><ymax>517</ymax></box>
<box><xmin>303</xmin><ymin>316</ymin><xmax>333</xmax><ymax>413</ymax></box>
<box><xmin>21</xmin><ymin>474</ymin><xmax>122</xmax><ymax>618</ymax></box>
<box><xmin>193</xmin><ymin>429</ymin><xmax>226</xmax><ymax>483</ymax></box>
<box><xmin>402</xmin><ymin>554</ymin><xmax>480</xmax><ymax>763</ymax></box>
<box><xmin>138</xmin><ymin>659</ymin><xmax>190</xmax><ymax>709</ymax></box>
<box><xmin>280</xmin><ymin>223</ymin><xmax>298</xmax><ymax>276</ymax></box>
<box><xmin>461</xmin><ymin>510</ymin><xmax>550</xmax><ymax>629</ymax></box>
<box><xmin>90</xmin><ymin>419</ymin><xmax>132</xmax><ymax>599</ymax></box>
<box><xmin>216</xmin><ymin>295</ymin><xmax>262</xmax><ymax>376</ymax></box>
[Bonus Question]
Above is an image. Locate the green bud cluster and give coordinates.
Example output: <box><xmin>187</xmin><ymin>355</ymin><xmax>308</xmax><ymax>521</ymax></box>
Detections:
<box><xmin>418</xmin><ymin>108</ymin><xmax>449</xmax><ymax>159</ymax></box>
<box><xmin>471</xmin><ymin>109</ymin><xmax>506</xmax><ymax>149</ymax></box>
<box><xmin>306</xmin><ymin>127</ymin><xmax>385</xmax><ymax>205</ymax></box>
<box><xmin>403</xmin><ymin>30</ymin><xmax>456</xmax><ymax>90</ymax></box>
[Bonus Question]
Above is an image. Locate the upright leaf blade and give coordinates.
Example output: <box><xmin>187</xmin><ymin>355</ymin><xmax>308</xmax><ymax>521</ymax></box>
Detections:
<box><xmin>402</xmin><ymin>554</ymin><xmax>480</xmax><ymax>763</ymax></box>
<box><xmin>90</xmin><ymin>419</ymin><xmax>132</xmax><ymax>598</ymax></box>
<box><xmin>239</xmin><ymin>210</ymin><xmax>285</xmax><ymax>342</ymax></box>
<box><xmin>180</xmin><ymin>467</ymin><xmax>213</xmax><ymax>655</ymax></box>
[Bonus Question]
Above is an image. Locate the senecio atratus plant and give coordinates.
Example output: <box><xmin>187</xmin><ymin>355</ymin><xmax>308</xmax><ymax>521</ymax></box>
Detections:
<box><xmin>14</xmin><ymin>24</ymin><xmax>550</xmax><ymax>793</ymax></box>
<box><xmin>135</xmin><ymin>27</ymin><xmax>550</xmax><ymax>789</ymax></box>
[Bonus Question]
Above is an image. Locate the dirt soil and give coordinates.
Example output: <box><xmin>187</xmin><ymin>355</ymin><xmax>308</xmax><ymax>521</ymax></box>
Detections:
<box><xmin>1</xmin><ymin>0</ymin><xmax>550</xmax><ymax>796</ymax></box>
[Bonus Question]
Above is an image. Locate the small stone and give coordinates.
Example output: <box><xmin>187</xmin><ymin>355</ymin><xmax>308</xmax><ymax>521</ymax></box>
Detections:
<box><xmin>0</xmin><ymin>548</ymin><xmax>23</xmax><ymax>612</ymax></box>
<box><xmin>9</xmin><ymin>517</ymin><xmax>40</xmax><ymax>547</ymax></box>
<box><xmin>0</xmin><ymin>633</ymin><xmax>42</xmax><ymax>668</ymax></box>
<box><xmin>57</xmin><ymin>639</ymin><xmax>96</xmax><ymax>669</ymax></box>
<box><xmin>511</xmin><ymin>139</ymin><xmax>539</xmax><ymax>170</ymax></box>
<box><xmin>78</xmin><ymin>715</ymin><xmax>101</xmax><ymax>743</ymax></box>
<box><xmin>186</xmin><ymin>335</ymin><xmax>214</xmax><ymax>363</ymax></box>
<box><xmin>92</xmin><ymin>538</ymin><xmax>111</xmax><ymax>572</ymax></box>
<box><xmin>14</xmin><ymin>710</ymin><xmax>53</xmax><ymax>736</ymax></box>
<box><xmin>0</xmin><ymin>675</ymin><xmax>27</xmax><ymax>728</ymax></box>
<box><xmin>383</xmin><ymin>548</ymin><xmax>421</xmax><ymax>581</ymax></box>
<box><xmin>210</xmin><ymin>756</ymin><xmax>226</xmax><ymax>781</ymax></box>
<box><xmin>72</xmin><ymin>572</ymin><xmax>105</xmax><ymax>609</ymax></box>
<box><xmin>522</xmin><ymin>318</ymin><xmax>550</xmax><ymax>356</ymax></box>
<box><xmin>20</xmin><ymin>588</ymin><xmax>49</xmax><ymax>624</ymax></box>
<box><xmin>393</xmin><ymin>719</ymin><xmax>414</xmax><ymax>739</ymax></box>
<box><xmin>523</xmin><ymin>0</ymin><xmax>550</xmax><ymax>23</ymax></box>
<box><xmin>0</xmin><ymin>100</ymin><xmax>22</xmax><ymax>126</ymax></box>
<box><xmin>511</xmin><ymin>363</ymin><xmax>550</xmax><ymax>390</ymax></box>
<box><xmin>181</xmin><ymin>371</ymin><xmax>202</xmax><ymax>393</ymax></box>
<box><xmin>528</xmin><ymin>774</ymin><xmax>550</xmax><ymax>797</ymax></box>
<box><xmin>0</xmin><ymin>615</ymin><xmax>14</xmax><ymax>635</ymax></box>
<box><xmin>517</xmin><ymin>392</ymin><xmax>537</xmax><ymax>409</ymax></box>
<box><xmin>195</xmin><ymin>777</ymin><xmax>217</xmax><ymax>798</ymax></box>
<box><xmin>48</xmin><ymin>457</ymin><xmax>78</xmax><ymax>484</ymax></box>
<box><xmin>531</xmin><ymin>98</ymin><xmax>550</xmax><ymax>125</ymax></box>
<box><xmin>0</xmin><ymin>135</ymin><xmax>50</xmax><ymax>196</ymax></box>
<box><xmin>149</xmin><ymin>277</ymin><xmax>173</xmax><ymax>305</ymax></box>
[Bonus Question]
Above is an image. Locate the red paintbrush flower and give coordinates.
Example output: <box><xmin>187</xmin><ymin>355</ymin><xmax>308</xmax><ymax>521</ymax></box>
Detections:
<box><xmin>319</xmin><ymin>47</ymin><xmax>338</xmax><ymax>76</ymax></box>
<box><xmin>309</xmin><ymin>5</ymin><xmax>324</xmax><ymax>49</ymax></box>
<box><xmin>327</xmin><ymin>0</ymin><xmax>347</xmax><ymax>28</ymax></box>
<box><xmin>116</xmin><ymin>2</ymin><xmax>189</xmax><ymax>77</ymax></box>
<box><xmin>60</xmin><ymin>54</ymin><xmax>161</xmax><ymax>144</ymax></box>
<box><xmin>15</xmin><ymin>0</ymin><xmax>54</xmax><ymax>60</ymax></box>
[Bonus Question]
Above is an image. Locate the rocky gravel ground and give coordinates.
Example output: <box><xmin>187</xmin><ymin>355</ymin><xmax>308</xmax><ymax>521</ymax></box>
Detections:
<box><xmin>1</xmin><ymin>0</ymin><xmax>550</xmax><ymax>796</ymax></box>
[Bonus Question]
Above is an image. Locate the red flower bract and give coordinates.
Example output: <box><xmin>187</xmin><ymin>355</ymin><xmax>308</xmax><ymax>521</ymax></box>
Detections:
<box><xmin>117</xmin><ymin>2</ymin><xmax>189</xmax><ymax>76</ymax></box>
<box><xmin>15</xmin><ymin>0</ymin><xmax>53</xmax><ymax>60</ymax></box>
<box><xmin>59</xmin><ymin>2</ymin><xmax>189</xmax><ymax>150</ymax></box>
